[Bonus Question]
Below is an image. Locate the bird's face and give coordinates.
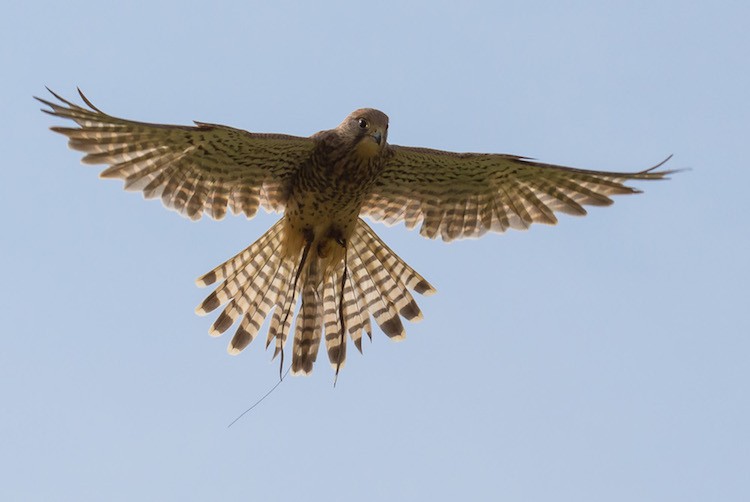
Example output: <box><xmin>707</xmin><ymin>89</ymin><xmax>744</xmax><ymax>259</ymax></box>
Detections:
<box><xmin>341</xmin><ymin>108</ymin><xmax>389</xmax><ymax>158</ymax></box>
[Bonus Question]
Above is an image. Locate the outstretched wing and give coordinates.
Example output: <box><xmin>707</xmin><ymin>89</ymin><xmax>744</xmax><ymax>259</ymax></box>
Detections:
<box><xmin>362</xmin><ymin>145</ymin><xmax>675</xmax><ymax>241</ymax></box>
<box><xmin>37</xmin><ymin>89</ymin><xmax>316</xmax><ymax>220</ymax></box>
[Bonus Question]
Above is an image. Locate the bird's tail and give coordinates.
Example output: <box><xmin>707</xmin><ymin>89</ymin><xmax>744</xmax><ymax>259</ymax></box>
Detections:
<box><xmin>195</xmin><ymin>218</ymin><xmax>435</xmax><ymax>376</ymax></box>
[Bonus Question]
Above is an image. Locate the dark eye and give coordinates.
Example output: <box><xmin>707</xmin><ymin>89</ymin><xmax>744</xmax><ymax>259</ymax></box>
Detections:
<box><xmin>358</xmin><ymin>118</ymin><xmax>369</xmax><ymax>129</ymax></box>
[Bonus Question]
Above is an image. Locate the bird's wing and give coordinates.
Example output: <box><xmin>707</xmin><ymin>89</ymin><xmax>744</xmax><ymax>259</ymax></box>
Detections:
<box><xmin>37</xmin><ymin>89</ymin><xmax>316</xmax><ymax>220</ymax></box>
<box><xmin>361</xmin><ymin>145</ymin><xmax>676</xmax><ymax>241</ymax></box>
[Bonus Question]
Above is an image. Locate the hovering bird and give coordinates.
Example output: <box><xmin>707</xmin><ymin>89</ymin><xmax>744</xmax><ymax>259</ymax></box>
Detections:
<box><xmin>38</xmin><ymin>89</ymin><xmax>675</xmax><ymax>377</ymax></box>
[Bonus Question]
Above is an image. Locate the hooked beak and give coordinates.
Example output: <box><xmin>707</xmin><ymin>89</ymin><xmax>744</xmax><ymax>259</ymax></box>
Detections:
<box><xmin>371</xmin><ymin>130</ymin><xmax>383</xmax><ymax>146</ymax></box>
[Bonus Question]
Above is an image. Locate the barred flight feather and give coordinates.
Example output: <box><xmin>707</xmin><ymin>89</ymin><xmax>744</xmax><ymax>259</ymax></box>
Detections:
<box><xmin>38</xmin><ymin>88</ymin><xmax>315</xmax><ymax>221</ymax></box>
<box><xmin>363</xmin><ymin>147</ymin><xmax>675</xmax><ymax>241</ymax></box>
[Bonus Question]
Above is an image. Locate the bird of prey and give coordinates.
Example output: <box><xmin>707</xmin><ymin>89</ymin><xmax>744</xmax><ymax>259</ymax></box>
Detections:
<box><xmin>38</xmin><ymin>89</ymin><xmax>675</xmax><ymax>377</ymax></box>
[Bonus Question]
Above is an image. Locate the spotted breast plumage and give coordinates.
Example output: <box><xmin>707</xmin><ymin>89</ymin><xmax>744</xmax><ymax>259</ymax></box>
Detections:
<box><xmin>38</xmin><ymin>88</ymin><xmax>676</xmax><ymax>376</ymax></box>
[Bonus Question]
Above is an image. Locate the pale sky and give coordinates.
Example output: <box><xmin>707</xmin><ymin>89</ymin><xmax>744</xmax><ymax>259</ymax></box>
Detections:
<box><xmin>2</xmin><ymin>1</ymin><xmax>749</xmax><ymax>501</ymax></box>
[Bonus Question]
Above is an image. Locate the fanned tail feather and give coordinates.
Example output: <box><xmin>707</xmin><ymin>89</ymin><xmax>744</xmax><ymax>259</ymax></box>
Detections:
<box><xmin>291</xmin><ymin>258</ymin><xmax>324</xmax><ymax>375</ymax></box>
<box><xmin>195</xmin><ymin>219</ymin><xmax>285</xmax><ymax>288</ymax></box>
<box><xmin>266</xmin><ymin>258</ymin><xmax>298</xmax><ymax>359</ymax></box>
<box><xmin>323</xmin><ymin>259</ymin><xmax>347</xmax><ymax>374</ymax></box>
<box><xmin>196</xmin><ymin>218</ymin><xmax>435</xmax><ymax>375</ymax></box>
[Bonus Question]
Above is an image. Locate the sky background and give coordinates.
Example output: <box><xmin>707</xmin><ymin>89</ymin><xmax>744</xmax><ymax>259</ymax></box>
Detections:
<box><xmin>2</xmin><ymin>1</ymin><xmax>749</xmax><ymax>500</ymax></box>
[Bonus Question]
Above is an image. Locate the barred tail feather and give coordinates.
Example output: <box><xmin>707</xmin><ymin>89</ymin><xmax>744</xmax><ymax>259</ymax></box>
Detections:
<box><xmin>227</xmin><ymin>252</ymin><xmax>290</xmax><ymax>354</ymax></box>
<box><xmin>323</xmin><ymin>261</ymin><xmax>346</xmax><ymax>372</ymax></box>
<box><xmin>343</xmin><ymin>273</ymin><xmax>368</xmax><ymax>353</ymax></box>
<box><xmin>196</xmin><ymin>218</ymin><xmax>436</xmax><ymax>375</ymax></box>
<box><xmin>347</xmin><ymin>243</ymin><xmax>406</xmax><ymax>340</ymax></box>
<box><xmin>356</xmin><ymin>222</ymin><xmax>436</xmax><ymax>296</ymax></box>
<box><xmin>291</xmin><ymin>259</ymin><xmax>324</xmax><ymax>375</ymax></box>
<box><xmin>266</xmin><ymin>259</ymin><xmax>297</xmax><ymax>358</ymax></box>
<box><xmin>195</xmin><ymin>218</ymin><xmax>285</xmax><ymax>288</ymax></box>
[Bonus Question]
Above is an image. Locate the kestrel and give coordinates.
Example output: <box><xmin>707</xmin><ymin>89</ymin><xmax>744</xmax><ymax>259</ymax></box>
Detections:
<box><xmin>38</xmin><ymin>89</ymin><xmax>675</xmax><ymax>377</ymax></box>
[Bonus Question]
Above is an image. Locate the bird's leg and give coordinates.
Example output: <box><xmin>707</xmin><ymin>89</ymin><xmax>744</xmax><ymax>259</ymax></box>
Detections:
<box><xmin>278</xmin><ymin>227</ymin><xmax>314</xmax><ymax>380</ymax></box>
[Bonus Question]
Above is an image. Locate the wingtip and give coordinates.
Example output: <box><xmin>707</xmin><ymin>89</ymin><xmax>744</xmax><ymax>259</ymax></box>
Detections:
<box><xmin>77</xmin><ymin>87</ymin><xmax>104</xmax><ymax>112</ymax></box>
<box><xmin>45</xmin><ymin>87</ymin><xmax>76</xmax><ymax>107</ymax></box>
<box><xmin>653</xmin><ymin>154</ymin><xmax>673</xmax><ymax>170</ymax></box>
<box><xmin>37</xmin><ymin>87</ymin><xmax>105</xmax><ymax>114</ymax></box>
<box><xmin>639</xmin><ymin>154</ymin><xmax>685</xmax><ymax>178</ymax></box>
<box><xmin>45</xmin><ymin>86</ymin><xmax>65</xmax><ymax>102</ymax></box>
<box><xmin>34</xmin><ymin>94</ymin><xmax>57</xmax><ymax>113</ymax></box>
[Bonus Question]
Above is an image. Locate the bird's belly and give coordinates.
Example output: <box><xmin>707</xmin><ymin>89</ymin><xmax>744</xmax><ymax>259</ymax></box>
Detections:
<box><xmin>287</xmin><ymin>187</ymin><xmax>361</xmax><ymax>233</ymax></box>
<box><xmin>281</xmin><ymin>188</ymin><xmax>363</xmax><ymax>273</ymax></box>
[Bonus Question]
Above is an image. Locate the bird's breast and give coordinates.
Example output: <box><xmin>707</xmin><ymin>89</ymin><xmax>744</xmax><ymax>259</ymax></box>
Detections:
<box><xmin>280</xmin><ymin>152</ymin><xmax>381</xmax><ymax>268</ymax></box>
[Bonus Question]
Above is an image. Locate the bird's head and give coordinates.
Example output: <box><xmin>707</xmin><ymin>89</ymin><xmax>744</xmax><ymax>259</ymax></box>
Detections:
<box><xmin>339</xmin><ymin>108</ymin><xmax>389</xmax><ymax>158</ymax></box>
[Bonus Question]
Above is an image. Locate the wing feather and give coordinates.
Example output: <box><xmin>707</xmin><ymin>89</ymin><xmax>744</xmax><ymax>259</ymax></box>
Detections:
<box><xmin>363</xmin><ymin>145</ymin><xmax>675</xmax><ymax>241</ymax></box>
<box><xmin>37</xmin><ymin>89</ymin><xmax>315</xmax><ymax>220</ymax></box>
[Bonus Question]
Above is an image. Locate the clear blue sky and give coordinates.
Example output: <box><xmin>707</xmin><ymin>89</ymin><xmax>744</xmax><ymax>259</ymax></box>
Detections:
<box><xmin>2</xmin><ymin>1</ymin><xmax>748</xmax><ymax>501</ymax></box>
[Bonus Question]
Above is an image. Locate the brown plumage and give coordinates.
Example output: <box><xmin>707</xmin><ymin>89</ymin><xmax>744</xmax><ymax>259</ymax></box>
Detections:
<box><xmin>38</xmin><ymin>88</ymin><xmax>676</xmax><ymax>376</ymax></box>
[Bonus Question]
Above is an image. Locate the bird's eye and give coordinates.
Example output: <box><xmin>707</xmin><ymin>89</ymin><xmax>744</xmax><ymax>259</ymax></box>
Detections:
<box><xmin>358</xmin><ymin>118</ymin><xmax>369</xmax><ymax>129</ymax></box>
